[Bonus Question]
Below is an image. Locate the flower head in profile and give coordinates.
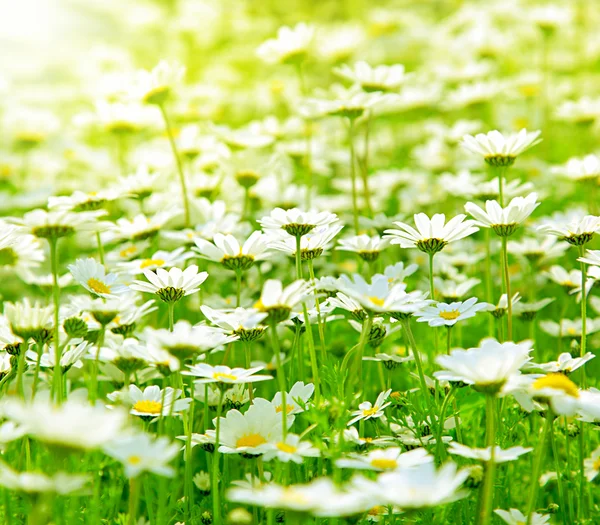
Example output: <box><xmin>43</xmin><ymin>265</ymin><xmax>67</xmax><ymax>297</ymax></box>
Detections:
<box><xmin>194</xmin><ymin>232</ymin><xmax>270</xmax><ymax>272</ymax></box>
<box><xmin>537</xmin><ymin>215</ymin><xmax>600</xmax><ymax>246</ymax></box>
<box><xmin>334</xmin><ymin>61</ymin><xmax>407</xmax><ymax>92</ymax></box>
<box><xmin>68</xmin><ymin>258</ymin><xmax>128</xmax><ymax>299</ymax></box>
<box><xmin>132</xmin><ymin>60</ymin><xmax>185</xmax><ymax>106</ymax></box>
<box><xmin>261</xmin><ymin>433</ymin><xmax>320</xmax><ymax>464</ymax></box>
<box><xmin>130</xmin><ymin>266</ymin><xmax>208</xmax><ymax>303</ymax></box>
<box><xmin>336</xmin><ymin>274</ymin><xmax>431</xmax><ymax>317</ymax></box>
<box><xmin>259</xmin><ymin>208</ymin><xmax>338</xmax><ymax>237</ymax></box>
<box><xmin>448</xmin><ymin>442</ymin><xmax>532</xmax><ymax>463</ymax></box>
<box><xmin>336</xmin><ymin>447</ymin><xmax>432</xmax><ymax>472</ymax></box>
<box><xmin>201</xmin><ymin>306</ymin><xmax>267</xmax><ymax>341</ymax></box>
<box><xmin>254</xmin><ymin>279</ymin><xmax>311</xmax><ymax>323</ymax></box>
<box><xmin>104</xmin><ymin>433</ymin><xmax>179</xmax><ymax>478</ymax></box>
<box><xmin>384</xmin><ymin>213</ymin><xmax>478</xmax><ymax>254</ymax></box>
<box><xmin>0</xmin><ymin>463</ymin><xmax>89</xmax><ymax>496</ymax></box>
<box><xmin>124</xmin><ymin>385</ymin><xmax>191</xmax><ymax>419</ymax></box>
<box><xmin>465</xmin><ymin>193</ymin><xmax>540</xmax><ymax>236</ymax></box>
<box><xmin>494</xmin><ymin>508</ymin><xmax>550</xmax><ymax>525</ymax></box>
<box><xmin>584</xmin><ymin>446</ymin><xmax>600</xmax><ymax>482</ymax></box>
<box><xmin>416</xmin><ymin>297</ymin><xmax>491</xmax><ymax>327</ymax></box>
<box><xmin>184</xmin><ymin>364</ymin><xmax>272</xmax><ymax>385</ymax></box>
<box><xmin>336</xmin><ymin>234</ymin><xmax>391</xmax><ymax>262</ymax></box>
<box><xmin>461</xmin><ymin>129</ymin><xmax>542</xmax><ymax>167</ymax></box>
<box><xmin>256</xmin><ymin>23</ymin><xmax>315</xmax><ymax>65</ymax></box>
<box><xmin>435</xmin><ymin>338</ymin><xmax>533</xmax><ymax>395</ymax></box>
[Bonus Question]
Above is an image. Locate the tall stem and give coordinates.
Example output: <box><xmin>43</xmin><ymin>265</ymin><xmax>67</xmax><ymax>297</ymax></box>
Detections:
<box><xmin>578</xmin><ymin>246</ymin><xmax>588</xmax><ymax>387</ymax></box>
<box><xmin>501</xmin><ymin>236</ymin><xmax>513</xmax><ymax>340</ymax></box>
<box><xmin>96</xmin><ymin>231</ymin><xmax>105</xmax><ymax>266</ymax></box>
<box><xmin>525</xmin><ymin>414</ymin><xmax>552</xmax><ymax>524</ymax></box>
<box><xmin>428</xmin><ymin>253</ymin><xmax>436</xmax><ymax>301</ymax></box>
<box><xmin>402</xmin><ymin>319</ymin><xmax>435</xmax><ymax>421</ymax></box>
<box><xmin>212</xmin><ymin>389</ymin><xmax>224</xmax><ymax>524</ymax></box>
<box><xmin>477</xmin><ymin>395</ymin><xmax>497</xmax><ymax>525</ymax></box>
<box><xmin>235</xmin><ymin>270</ymin><xmax>242</xmax><ymax>307</ymax></box>
<box><xmin>549</xmin><ymin>417</ymin><xmax>568</xmax><ymax>525</ymax></box>
<box><xmin>128</xmin><ymin>476</ymin><xmax>141</xmax><ymax>525</ymax></box>
<box><xmin>49</xmin><ymin>238</ymin><xmax>63</xmax><ymax>404</ymax></box>
<box><xmin>159</xmin><ymin>103</ymin><xmax>191</xmax><ymax>227</ymax></box>
<box><xmin>295</xmin><ymin>235</ymin><xmax>303</xmax><ymax>279</ymax></box>
<box><xmin>348</xmin><ymin>119</ymin><xmax>360</xmax><ymax>232</ymax></box>
<box><xmin>360</xmin><ymin>110</ymin><xmax>373</xmax><ymax>217</ymax></box>
<box><xmin>302</xmin><ymin>303</ymin><xmax>321</xmax><ymax>404</ymax></box>
<box><xmin>168</xmin><ymin>303</ymin><xmax>175</xmax><ymax>332</ymax></box>
<box><xmin>270</xmin><ymin>321</ymin><xmax>288</xmax><ymax>438</ymax></box>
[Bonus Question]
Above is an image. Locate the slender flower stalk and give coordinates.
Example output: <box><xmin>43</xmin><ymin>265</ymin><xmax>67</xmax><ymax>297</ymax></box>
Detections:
<box><xmin>158</xmin><ymin>103</ymin><xmax>191</xmax><ymax>227</ymax></box>
<box><xmin>348</xmin><ymin>118</ymin><xmax>360</xmax><ymax>232</ymax></box>
<box><xmin>49</xmin><ymin>238</ymin><xmax>63</xmax><ymax>404</ymax></box>
<box><xmin>525</xmin><ymin>414</ymin><xmax>553</xmax><ymax>525</ymax></box>
<box><xmin>477</xmin><ymin>395</ymin><xmax>497</xmax><ymax>525</ymax></box>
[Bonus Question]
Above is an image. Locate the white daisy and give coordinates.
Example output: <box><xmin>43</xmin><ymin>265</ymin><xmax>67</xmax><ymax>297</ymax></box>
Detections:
<box><xmin>461</xmin><ymin>129</ymin><xmax>542</xmax><ymax>167</ymax></box>
<box><xmin>465</xmin><ymin>193</ymin><xmax>540</xmax><ymax>236</ymax></box>
<box><xmin>384</xmin><ymin>213</ymin><xmax>478</xmax><ymax>254</ymax></box>
<box><xmin>448</xmin><ymin>442</ymin><xmax>532</xmax><ymax>463</ymax></box>
<box><xmin>184</xmin><ymin>364</ymin><xmax>272</xmax><ymax>385</ymax></box>
<box><xmin>68</xmin><ymin>258</ymin><xmax>128</xmax><ymax>298</ymax></box>
<box><xmin>347</xmin><ymin>389</ymin><xmax>391</xmax><ymax>426</ymax></box>
<box><xmin>130</xmin><ymin>266</ymin><xmax>208</xmax><ymax>303</ymax></box>
<box><xmin>415</xmin><ymin>297</ymin><xmax>491</xmax><ymax>327</ymax></box>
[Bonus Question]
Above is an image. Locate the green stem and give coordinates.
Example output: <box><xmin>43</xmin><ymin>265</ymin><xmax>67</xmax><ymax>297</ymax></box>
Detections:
<box><xmin>578</xmin><ymin>246</ymin><xmax>588</xmax><ymax>386</ymax></box>
<box><xmin>212</xmin><ymin>389</ymin><xmax>224</xmax><ymax>524</ymax></box>
<box><xmin>295</xmin><ymin>235</ymin><xmax>303</xmax><ymax>280</ymax></box>
<box><xmin>549</xmin><ymin>417</ymin><xmax>568</xmax><ymax>525</ymax></box>
<box><xmin>159</xmin><ymin>103</ymin><xmax>191</xmax><ymax>227</ymax></box>
<box><xmin>308</xmin><ymin>260</ymin><xmax>327</xmax><ymax>362</ymax></box>
<box><xmin>128</xmin><ymin>476</ymin><xmax>141</xmax><ymax>525</ymax></box>
<box><xmin>184</xmin><ymin>379</ymin><xmax>195</xmax><ymax>519</ymax></box>
<box><xmin>270</xmin><ymin>321</ymin><xmax>288</xmax><ymax>438</ymax></box>
<box><xmin>428</xmin><ymin>252</ymin><xmax>435</xmax><ymax>300</ymax></box>
<box><xmin>501</xmin><ymin>236</ymin><xmax>513</xmax><ymax>341</ymax></box>
<box><xmin>348</xmin><ymin>118</ymin><xmax>360</xmax><ymax>232</ymax></box>
<box><xmin>360</xmin><ymin>110</ymin><xmax>373</xmax><ymax>217</ymax></box>
<box><xmin>235</xmin><ymin>270</ymin><xmax>242</xmax><ymax>307</ymax></box>
<box><xmin>477</xmin><ymin>395</ymin><xmax>497</xmax><ymax>525</ymax></box>
<box><xmin>96</xmin><ymin>231</ymin><xmax>105</xmax><ymax>266</ymax></box>
<box><xmin>525</xmin><ymin>414</ymin><xmax>552</xmax><ymax>524</ymax></box>
<box><xmin>49</xmin><ymin>238</ymin><xmax>63</xmax><ymax>404</ymax></box>
<box><xmin>168</xmin><ymin>302</ymin><xmax>175</xmax><ymax>332</ymax></box>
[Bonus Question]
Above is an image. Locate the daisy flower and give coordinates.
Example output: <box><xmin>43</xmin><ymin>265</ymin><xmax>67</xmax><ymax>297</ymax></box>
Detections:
<box><xmin>104</xmin><ymin>433</ymin><xmax>179</xmax><ymax>478</ymax></box>
<box><xmin>336</xmin><ymin>447</ymin><xmax>432</xmax><ymax>472</ymax></box>
<box><xmin>130</xmin><ymin>266</ymin><xmax>208</xmax><ymax>303</ymax></box>
<box><xmin>201</xmin><ymin>306</ymin><xmax>267</xmax><ymax>341</ymax></box>
<box><xmin>0</xmin><ymin>226</ymin><xmax>44</xmax><ymax>274</ymax></box>
<box><xmin>132</xmin><ymin>60</ymin><xmax>185</xmax><ymax>106</ymax></box>
<box><xmin>525</xmin><ymin>352</ymin><xmax>594</xmax><ymax>374</ymax></box>
<box><xmin>537</xmin><ymin>215</ymin><xmax>600</xmax><ymax>246</ymax></box>
<box><xmin>256</xmin><ymin>23</ymin><xmax>315</xmax><ymax>65</ymax></box>
<box><xmin>375</xmin><ymin>462</ymin><xmax>469</xmax><ymax>509</ymax></box>
<box><xmin>116</xmin><ymin>247</ymin><xmax>192</xmax><ymax>275</ymax></box>
<box><xmin>416</xmin><ymin>297</ymin><xmax>491</xmax><ymax>327</ymax></box>
<box><xmin>0</xmin><ymin>463</ymin><xmax>89</xmax><ymax>496</ymax></box>
<box><xmin>461</xmin><ymin>129</ymin><xmax>542</xmax><ymax>167</ymax></box>
<box><xmin>261</xmin><ymin>434</ymin><xmax>320</xmax><ymax>464</ymax></box>
<box><xmin>267</xmin><ymin>224</ymin><xmax>343</xmax><ymax>260</ymax></box>
<box><xmin>384</xmin><ymin>213</ymin><xmax>478</xmax><ymax>254</ymax></box>
<box><xmin>448</xmin><ymin>442</ymin><xmax>532</xmax><ymax>463</ymax></box>
<box><xmin>125</xmin><ymin>384</ymin><xmax>191</xmax><ymax>419</ymax></box>
<box><xmin>271</xmin><ymin>381</ymin><xmax>315</xmax><ymax>415</ymax></box>
<box><xmin>194</xmin><ymin>231</ymin><xmax>270</xmax><ymax>272</ymax></box>
<box><xmin>211</xmin><ymin>398</ymin><xmax>292</xmax><ymax>455</ymax></box>
<box><xmin>434</xmin><ymin>338</ymin><xmax>533</xmax><ymax>395</ymax></box>
<box><xmin>336</xmin><ymin>234</ymin><xmax>391</xmax><ymax>262</ymax></box>
<box><xmin>347</xmin><ymin>389</ymin><xmax>391</xmax><ymax>426</ymax></box>
<box><xmin>334</xmin><ymin>61</ymin><xmax>407</xmax><ymax>92</ymax></box>
<box><xmin>254</xmin><ymin>279</ymin><xmax>311</xmax><ymax>323</ymax></box>
<box><xmin>68</xmin><ymin>258</ymin><xmax>128</xmax><ymax>298</ymax></box>
<box><xmin>336</xmin><ymin>274</ymin><xmax>432</xmax><ymax>317</ymax></box>
<box><xmin>553</xmin><ymin>154</ymin><xmax>600</xmax><ymax>182</ymax></box>
<box><xmin>184</xmin><ymin>364</ymin><xmax>272</xmax><ymax>385</ymax></box>
<box><xmin>494</xmin><ymin>509</ymin><xmax>550</xmax><ymax>525</ymax></box>
<box><xmin>258</xmin><ymin>208</ymin><xmax>338</xmax><ymax>237</ymax></box>
<box><xmin>464</xmin><ymin>193</ymin><xmax>540</xmax><ymax>236</ymax></box>
<box><xmin>9</xmin><ymin>209</ymin><xmax>105</xmax><ymax>241</ymax></box>
<box><xmin>1</xmin><ymin>398</ymin><xmax>127</xmax><ymax>450</ymax></box>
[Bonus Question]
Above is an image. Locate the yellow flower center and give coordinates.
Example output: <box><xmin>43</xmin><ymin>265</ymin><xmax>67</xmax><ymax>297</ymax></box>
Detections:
<box><xmin>132</xmin><ymin>400</ymin><xmax>162</xmax><ymax>414</ymax></box>
<box><xmin>128</xmin><ymin>455</ymin><xmax>142</xmax><ymax>465</ymax></box>
<box><xmin>363</xmin><ymin>405</ymin><xmax>379</xmax><ymax>417</ymax></box>
<box><xmin>370</xmin><ymin>458</ymin><xmax>398</xmax><ymax>470</ymax></box>
<box><xmin>533</xmin><ymin>373</ymin><xmax>579</xmax><ymax>398</ymax></box>
<box><xmin>439</xmin><ymin>310</ymin><xmax>460</xmax><ymax>320</ymax></box>
<box><xmin>213</xmin><ymin>372</ymin><xmax>237</xmax><ymax>381</ymax></box>
<box><xmin>567</xmin><ymin>327</ymin><xmax>577</xmax><ymax>336</ymax></box>
<box><xmin>369</xmin><ymin>296</ymin><xmax>385</xmax><ymax>307</ymax></box>
<box><xmin>593</xmin><ymin>458</ymin><xmax>600</xmax><ymax>471</ymax></box>
<box><xmin>140</xmin><ymin>258</ymin><xmax>165</xmax><ymax>269</ymax></box>
<box><xmin>275</xmin><ymin>403</ymin><xmax>295</xmax><ymax>414</ymax></box>
<box><xmin>276</xmin><ymin>442</ymin><xmax>297</xmax><ymax>454</ymax></box>
<box><xmin>236</xmin><ymin>433</ymin><xmax>267</xmax><ymax>448</ymax></box>
<box><xmin>281</xmin><ymin>488</ymin><xmax>308</xmax><ymax>504</ymax></box>
<box><xmin>87</xmin><ymin>278</ymin><xmax>111</xmax><ymax>295</ymax></box>
<box><xmin>368</xmin><ymin>506</ymin><xmax>385</xmax><ymax>516</ymax></box>
<box><xmin>119</xmin><ymin>246</ymin><xmax>138</xmax><ymax>258</ymax></box>
<box><xmin>253</xmin><ymin>299</ymin><xmax>265</xmax><ymax>311</ymax></box>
